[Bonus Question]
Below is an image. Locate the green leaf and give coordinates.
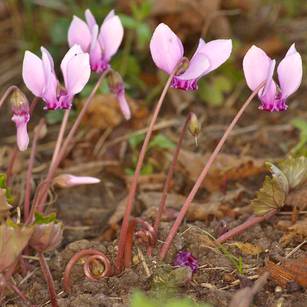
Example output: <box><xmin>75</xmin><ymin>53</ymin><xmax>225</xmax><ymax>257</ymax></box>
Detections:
<box><xmin>148</xmin><ymin>134</ymin><xmax>175</xmax><ymax>150</ymax></box>
<box><xmin>279</xmin><ymin>156</ymin><xmax>307</xmax><ymax>189</ymax></box>
<box><xmin>119</xmin><ymin>15</ymin><xmax>138</xmax><ymax>29</ymax></box>
<box><xmin>136</xmin><ymin>23</ymin><xmax>151</xmax><ymax>48</ymax></box>
<box><xmin>34</xmin><ymin>212</ymin><xmax>57</xmax><ymax>224</ymax></box>
<box><xmin>0</xmin><ymin>174</ymin><xmax>14</xmax><ymax>204</ymax></box>
<box><xmin>50</xmin><ymin>18</ymin><xmax>70</xmax><ymax>45</ymax></box>
<box><xmin>128</xmin><ymin>133</ymin><xmax>145</xmax><ymax>150</ymax></box>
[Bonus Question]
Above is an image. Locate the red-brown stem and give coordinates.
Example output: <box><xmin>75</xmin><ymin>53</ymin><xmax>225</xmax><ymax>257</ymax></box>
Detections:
<box><xmin>216</xmin><ymin>209</ymin><xmax>277</xmax><ymax>243</ymax></box>
<box><xmin>159</xmin><ymin>83</ymin><xmax>265</xmax><ymax>260</ymax></box>
<box><xmin>38</xmin><ymin>252</ymin><xmax>58</xmax><ymax>307</ymax></box>
<box><xmin>24</xmin><ymin>119</ymin><xmax>45</xmax><ymax>220</ymax></box>
<box><xmin>124</xmin><ymin>220</ymin><xmax>136</xmax><ymax>268</ymax></box>
<box><xmin>6</xmin><ymin>148</ymin><xmax>18</xmax><ymax>187</ymax></box>
<box><xmin>115</xmin><ymin>70</ymin><xmax>177</xmax><ymax>273</ymax></box>
<box><xmin>148</xmin><ymin>112</ymin><xmax>193</xmax><ymax>256</ymax></box>
<box><xmin>63</xmin><ymin>248</ymin><xmax>112</xmax><ymax>293</ymax></box>
<box><xmin>7</xmin><ymin>280</ymin><xmax>34</xmax><ymax>306</ymax></box>
<box><xmin>30</xmin><ymin>72</ymin><xmax>107</xmax><ymax>219</ymax></box>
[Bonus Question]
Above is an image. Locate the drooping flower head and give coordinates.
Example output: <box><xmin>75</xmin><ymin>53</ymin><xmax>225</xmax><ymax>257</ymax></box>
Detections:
<box><xmin>243</xmin><ymin>44</ymin><xmax>302</xmax><ymax>112</ymax></box>
<box><xmin>68</xmin><ymin>9</ymin><xmax>123</xmax><ymax>73</ymax></box>
<box><xmin>150</xmin><ymin>23</ymin><xmax>232</xmax><ymax>91</ymax></box>
<box><xmin>10</xmin><ymin>89</ymin><xmax>30</xmax><ymax>151</ymax></box>
<box><xmin>22</xmin><ymin>45</ymin><xmax>91</xmax><ymax>110</ymax></box>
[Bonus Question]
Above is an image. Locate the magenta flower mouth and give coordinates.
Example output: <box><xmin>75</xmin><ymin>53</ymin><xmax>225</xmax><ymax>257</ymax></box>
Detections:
<box><xmin>171</xmin><ymin>78</ymin><xmax>198</xmax><ymax>91</ymax></box>
<box><xmin>259</xmin><ymin>98</ymin><xmax>288</xmax><ymax>112</ymax></box>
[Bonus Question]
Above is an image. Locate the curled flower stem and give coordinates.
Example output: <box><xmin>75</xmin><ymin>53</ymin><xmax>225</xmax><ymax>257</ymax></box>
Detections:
<box><xmin>30</xmin><ymin>71</ymin><xmax>108</xmax><ymax>220</ymax></box>
<box><xmin>63</xmin><ymin>248</ymin><xmax>112</xmax><ymax>293</ymax></box>
<box><xmin>38</xmin><ymin>252</ymin><xmax>58</xmax><ymax>307</ymax></box>
<box><xmin>24</xmin><ymin>119</ymin><xmax>45</xmax><ymax>220</ymax></box>
<box><xmin>115</xmin><ymin>68</ymin><xmax>179</xmax><ymax>273</ymax></box>
<box><xmin>216</xmin><ymin>209</ymin><xmax>277</xmax><ymax>243</ymax></box>
<box><xmin>148</xmin><ymin>112</ymin><xmax>193</xmax><ymax>256</ymax></box>
<box><xmin>159</xmin><ymin>82</ymin><xmax>265</xmax><ymax>260</ymax></box>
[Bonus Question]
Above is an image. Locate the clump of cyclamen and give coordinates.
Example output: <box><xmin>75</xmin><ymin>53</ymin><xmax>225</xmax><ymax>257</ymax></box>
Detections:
<box><xmin>150</xmin><ymin>23</ymin><xmax>232</xmax><ymax>91</ymax></box>
<box><xmin>174</xmin><ymin>251</ymin><xmax>199</xmax><ymax>273</ymax></box>
<box><xmin>243</xmin><ymin>44</ymin><xmax>302</xmax><ymax>112</ymax></box>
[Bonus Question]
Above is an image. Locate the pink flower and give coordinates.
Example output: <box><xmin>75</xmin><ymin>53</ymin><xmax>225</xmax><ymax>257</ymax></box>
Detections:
<box><xmin>22</xmin><ymin>45</ymin><xmax>91</xmax><ymax>110</ymax></box>
<box><xmin>150</xmin><ymin>23</ymin><xmax>232</xmax><ymax>91</ymax></box>
<box><xmin>68</xmin><ymin>9</ymin><xmax>124</xmax><ymax>73</ymax></box>
<box><xmin>10</xmin><ymin>89</ymin><xmax>30</xmax><ymax>151</ymax></box>
<box><xmin>243</xmin><ymin>44</ymin><xmax>303</xmax><ymax>112</ymax></box>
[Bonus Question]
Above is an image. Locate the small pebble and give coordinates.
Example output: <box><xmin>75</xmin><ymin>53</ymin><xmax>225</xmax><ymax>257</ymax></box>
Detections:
<box><xmin>275</xmin><ymin>286</ymin><xmax>283</xmax><ymax>293</ymax></box>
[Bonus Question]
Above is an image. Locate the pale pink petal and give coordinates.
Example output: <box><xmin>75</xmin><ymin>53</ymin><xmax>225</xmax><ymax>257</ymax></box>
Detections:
<box><xmin>60</xmin><ymin>45</ymin><xmax>84</xmax><ymax>88</ymax></box>
<box><xmin>117</xmin><ymin>91</ymin><xmax>131</xmax><ymax>120</ymax></box>
<box><xmin>68</xmin><ymin>16</ymin><xmax>91</xmax><ymax>51</ymax></box>
<box><xmin>41</xmin><ymin>47</ymin><xmax>58</xmax><ymax>103</ymax></box>
<box><xmin>89</xmin><ymin>25</ymin><xmax>102</xmax><ymax>67</ymax></box>
<box><xmin>176</xmin><ymin>53</ymin><xmax>210</xmax><ymax>80</ymax></box>
<box><xmin>262</xmin><ymin>59</ymin><xmax>276</xmax><ymax>96</ymax></box>
<box><xmin>104</xmin><ymin>10</ymin><xmax>115</xmax><ymax>21</ymax></box>
<box><xmin>65</xmin><ymin>53</ymin><xmax>91</xmax><ymax>94</ymax></box>
<box><xmin>198</xmin><ymin>39</ymin><xmax>232</xmax><ymax>73</ymax></box>
<box><xmin>277</xmin><ymin>43</ymin><xmax>303</xmax><ymax>99</ymax></box>
<box><xmin>150</xmin><ymin>23</ymin><xmax>184</xmax><ymax>74</ymax></box>
<box><xmin>53</xmin><ymin>174</ymin><xmax>100</xmax><ymax>188</ymax></box>
<box><xmin>243</xmin><ymin>45</ymin><xmax>273</xmax><ymax>91</ymax></box>
<box><xmin>260</xmin><ymin>79</ymin><xmax>277</xmax><ymax>103</ymax></box>
<box><xmin>85</xmin><ymin>9</ymin><xmax>97</xmax><ymax>30</ymax></box>
<box><xmin>22</xmin><ymin>51</ymin><xmax>45</xmax><ymax>97</ymax></box>
<box><xmin>98</xmin><ymin>14</ymin><xmax>123</xmax><ymax>61</ymax></box>
<box><xmin>11</xmin><ymin>114</ymin><xmax>29</xmax><ymax>151</ymax></box>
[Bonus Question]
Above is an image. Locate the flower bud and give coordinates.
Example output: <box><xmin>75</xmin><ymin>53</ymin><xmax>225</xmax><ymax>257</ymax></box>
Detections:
<box><xmin>29</xmin><ymin>222</ymin><xmax>63</xmax><ymax>253</ymax></box>
<box><xmin>53</xmin><ymin>174</ymin><xmax>100</xmax><ymax>188</ymax></box>
<box><xmin>0</xmin><ymin>222</ymin><xmax>33</xmax><ymax>272</ymax></box>
<box><xmin>10</xmin><ymin>88</ymin><xmax>30</xmax><ymax>151</ymax></box>
<box><xmin>107</xmin><ymin>70</ymin><xmax>131</xmax><ymax>120</ymax></box>
<box><xmin>188</xmin><ymin>113</ymin><xmax>201</xmax><ymax>146</ymax></box>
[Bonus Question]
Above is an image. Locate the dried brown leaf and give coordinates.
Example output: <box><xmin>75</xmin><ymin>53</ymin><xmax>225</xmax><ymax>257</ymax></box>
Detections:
<box><xmin>280</xmin><ymin>218</ymin><xmax>307</xmax><ymax>246</ymax></box>
<box><xmin>231</xmin><ymin>242</ymin><xmax>263</xmax><ymax>256</ymax></box>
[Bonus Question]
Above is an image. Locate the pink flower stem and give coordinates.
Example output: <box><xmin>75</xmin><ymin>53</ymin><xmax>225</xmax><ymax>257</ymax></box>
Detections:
<box><xmin>216</xmin><ymin>209</ymin><xmax>277</xmax><ymax>243</ymax></box>
<box><xmin>28</xmin><ymin>72</ymin><xmax>108</xmax><ymax>221</ymax></box>
<box><xmin>38</xmin><ymin>252</ymin><xmax>58</xmax><ymax>307</ymax></box>
<box><xmin>7</xmin><ymin>280</ymin><xmax>35</xmax><ymax>306</ymax></box>
<box><xmin>114</xmin><ymin>70</ymin><xmax>177</xmax><ymax>273</ymax></box>
<box><xmin>23</xmin><ymin>119</ymin><xmax>45</xmax><ymax>221</ymax></box>
<box><xmin>0</xmin><ymin>85</ymin><xmax>18</xmax><ymax>109</ymax></box>
<box><xmin>159</xmin><ymin>82</ymin><xmax>265</xmax><ymax>260</ymax></box>
<box><xmin>147</xmin><ymin>112</ymin><xmax>193</xmax><ymax>256</ymax></box>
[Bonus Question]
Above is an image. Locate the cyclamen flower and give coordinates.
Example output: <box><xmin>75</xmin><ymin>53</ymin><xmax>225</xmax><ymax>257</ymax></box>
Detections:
<box><xmin>150</xmin><ymin>23</ymin><xmax>232</xmax><ymax>91</ymax></box>
<box><xmin>10</xmin><ymin>89</ymin><xmax>30</xmax><ymax>151</ymax></box>
<box><xmin>243</xmin><ymin>44</ymin><xmax>302</xmax><ymax>112</ymax></box>
<box><xmin>22</xmin><ymin>45</ymin><xmax>91</xmax><ymax>110</ymax></box>
<box><xmin>68</xmin><ymin>9</ymin><xmax>123</xmax><ymax>73</ymax></box>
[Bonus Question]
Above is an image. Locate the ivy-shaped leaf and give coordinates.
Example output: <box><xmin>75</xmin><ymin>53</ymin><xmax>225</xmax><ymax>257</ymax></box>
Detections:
<box><xmin>252</xmin><ymin>157</ymin><xmax>307</xmax><ymax>215</ymax></box>
<box><xmin>34</xmin><ymin>212</ymin><xmax>57</xmax><ymax>224</ymax></box>
<box><xmin>279</xmin><ymin>156</ymin><xmax>307</xmax><ymax>189</ymax></box>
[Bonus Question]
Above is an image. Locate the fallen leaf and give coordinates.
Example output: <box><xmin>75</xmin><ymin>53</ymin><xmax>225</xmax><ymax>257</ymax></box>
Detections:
<box><xmin>265</xmin><ymin>258</ymin><xmax>307</xmax><ymax>288</ymax></box>
<box><xmin>231</xmin><ymin>242</ymin><xmax>263</xmax><ymax>256</ymax></box>
<box><xmin>178</xmin><ymin>150</ymin><xmax>265</xmax><ymax>192</ymax></box>
<box><xmin>280</xmin><ymin>218</ymin><xmax>307</xmax><ymax>246</ymax></box>
<box><xmin>82</xmin><ymin>94</ymin><xmax>138</xmax><ymax>130</ymax></box>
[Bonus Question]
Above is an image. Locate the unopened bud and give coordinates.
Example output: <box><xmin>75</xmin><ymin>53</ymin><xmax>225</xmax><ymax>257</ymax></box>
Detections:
<box><xmin>107</xmin><ymin>70</ymin><xmax>131</xmax><ymax>120</ymax></box>
<box><xmin>53</xmin><ymin>174</ymin><xmax>100</xmax><ymax>188</ymax></box>
<box><xmin>10</xmin><ymin>88</ymin><xmax>29</xmax><ymax>114</ymax></box>
<box><xmin>0</xmin><ymin>222</ymin><xmax>34</xmax><ymax>272</ymax></box>
<box><xmin>176</xmin><ymin>57</ymin><xmax>190</xmax><ymax>75</ymax></box>
<box><xmin>29</xmin><ymin>222</ymin><xmax>63</xmax><ymax>253</ymax></box>
<box><xmin>188</xmin><ymin>113</ymin><xmax>201</xmax><ymax>146</ymax></box>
